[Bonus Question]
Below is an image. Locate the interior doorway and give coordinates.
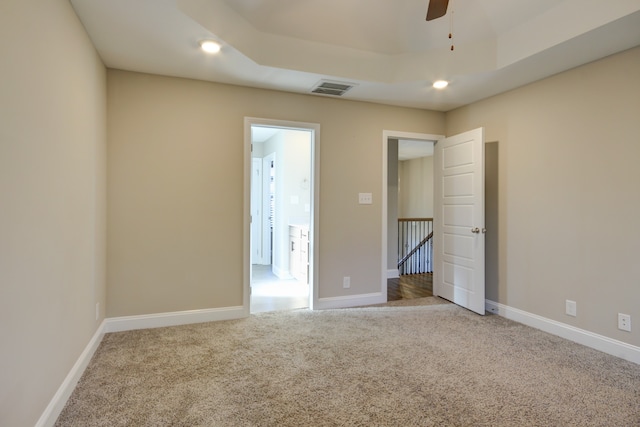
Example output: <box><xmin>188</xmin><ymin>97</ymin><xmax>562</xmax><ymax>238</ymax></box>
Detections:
<box><xmin>384</xmin><ymin>129</ymin><xmax>493</xmax><ymax>313</ymax></box>
<box><xmin>382</xmin><ymin>131</ymin><xmax>443</xmax><ymax>301</ymax></box>
<box><xmin>244</xmin><ymin>118</ymin><xmax>320</xmax><ymax>314</ymax></box>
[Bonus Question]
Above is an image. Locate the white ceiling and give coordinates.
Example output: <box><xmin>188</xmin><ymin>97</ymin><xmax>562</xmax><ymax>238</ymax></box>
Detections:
<box><xmin>251</xmin><ymin>126</ymin><xmax>281</xmax><ymax>143</ymax></box>
<box><xmin>70</xmin><ymin>0</ymin><xmax>640</xmax><ymax>111</ymax></box>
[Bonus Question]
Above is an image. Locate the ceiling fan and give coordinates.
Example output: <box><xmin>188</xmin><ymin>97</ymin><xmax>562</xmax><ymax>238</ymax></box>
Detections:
<box><xmin>426</xmin><ymin>0</ymin><xmax>449</xmax><ymax>21</ymax></box>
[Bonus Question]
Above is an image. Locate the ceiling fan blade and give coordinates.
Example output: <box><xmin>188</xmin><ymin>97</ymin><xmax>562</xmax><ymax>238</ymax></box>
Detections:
<box><xmin>426</xmin><ymin>0</ymin><xmax>449</xmax><ymax>21</ymax></box>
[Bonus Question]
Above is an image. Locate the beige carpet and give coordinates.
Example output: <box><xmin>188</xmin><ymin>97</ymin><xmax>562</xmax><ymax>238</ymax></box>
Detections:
<box><xmin>56</xmin><ymin>297</ymin><xmax>640</xmax><ymax>426</ymax></box>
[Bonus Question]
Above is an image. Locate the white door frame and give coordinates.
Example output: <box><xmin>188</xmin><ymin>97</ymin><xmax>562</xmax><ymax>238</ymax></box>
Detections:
<box><xmin>244</xmin><ymin>117</ymin><xmax>321</xmax><ymax>313</ymax></box>
<box><xmin>382</xmin><ymin>130</ymin><xmax>444</xmax><ymax>300</ymax></box>
<box><xmin>251</xmin><ymin>158</ymin><xmax>264</xmax><ymax>264</ymax></box>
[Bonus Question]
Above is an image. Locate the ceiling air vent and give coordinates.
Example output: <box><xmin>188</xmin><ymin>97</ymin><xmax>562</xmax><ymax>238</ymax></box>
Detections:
<box><xmin>310</xmin><ymin>80</ymin><xmax>355</xmax><ymax>97</ymax></box>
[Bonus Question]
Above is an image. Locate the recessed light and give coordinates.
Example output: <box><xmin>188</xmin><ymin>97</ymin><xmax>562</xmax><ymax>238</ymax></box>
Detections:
<box><xmin>200</xmin><ymin>40</ymin><xmax>221</xmax><ymax>54</ymax></box>
<box><xmin>433</xmin><ymin>80</ymin><xmax>449</xmax><ymax>89</ymax></box>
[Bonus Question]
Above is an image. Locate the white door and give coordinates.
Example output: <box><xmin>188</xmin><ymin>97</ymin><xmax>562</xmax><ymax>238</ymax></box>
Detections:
<box><xmin>433</xmin><ymin>128</ymin><xmax>485</xmax><ymax>315</ymax></box>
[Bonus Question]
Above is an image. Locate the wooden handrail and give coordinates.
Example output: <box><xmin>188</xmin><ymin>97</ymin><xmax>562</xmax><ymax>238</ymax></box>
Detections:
<box><xmin>397</xmin><ymin>231</ymin><xmax>433</xmax><ymax>268</ymax></box>
<box><xmin>398</xmin><ymin>217</ymin><xmax>433</xmax><ymax>222</ymax></box>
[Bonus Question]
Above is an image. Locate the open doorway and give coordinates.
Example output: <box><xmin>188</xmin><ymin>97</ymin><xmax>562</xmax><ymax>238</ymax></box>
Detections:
<box><xmin>382</xmin><ymin>131</ymin><xmax>443</xmax><ymax>302</ymax></box>
<box><xmin>384</xmin><ymin>129</ymin><xmax>494</xmax><ymax>313</ymax></box>
<box><xmin>244</xmin><ymin>119</ymin><xmax>320</xmax><ymax>314</ymax></box>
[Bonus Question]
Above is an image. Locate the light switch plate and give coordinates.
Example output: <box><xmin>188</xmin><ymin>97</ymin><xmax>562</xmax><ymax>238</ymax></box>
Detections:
<box><xmin>358</xmin><ymin>193</ymin><xmax>373</xmax><ymax>204</ymax></box>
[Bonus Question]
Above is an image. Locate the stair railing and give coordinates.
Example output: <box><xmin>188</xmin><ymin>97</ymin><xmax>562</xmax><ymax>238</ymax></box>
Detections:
<box><xmin>397</xmin><ymin>218</ymin><xmax>433</xmax><ymax>275</ymax></box>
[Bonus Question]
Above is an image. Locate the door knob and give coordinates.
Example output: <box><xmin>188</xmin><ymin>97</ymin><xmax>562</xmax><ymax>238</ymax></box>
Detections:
<box><xmin>471</xmin><ymin>227</ymin><xmax>480</xmax><ymax>233</ymax></box>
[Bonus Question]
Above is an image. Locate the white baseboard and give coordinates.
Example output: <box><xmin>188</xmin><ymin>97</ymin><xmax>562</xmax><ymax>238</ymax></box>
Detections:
<box><xmin>485</xmin><ymin>299</ymin><xmax>640</xmax><ymax>365</ymax></box>
<box><xmin>36</xmin><ymin>299</ymin><xmax>638</xmax><ymax>427</ymax></box>
<box><xmin>37</xmin><ymin>305</ymin><xmax>247</xmax><ymax>425</ymax></box>
<box><xmin>35</xmin><ymin>320</ymin><xmax>106</xmax><ymax>427</ymax></box>
<box><xmin>387</xmin><ymin>269</ymin><xmax>399</xmax><ymax>279</ymax></box>
<box><xmin>315</xmin><ymin>292</ymin><xmax>386</xmax><ymax>310</ymax></box>
<box><xmin>104</xmin><ymin>306</ymin><xmax>247</xmax><ymax>333</ymax></box>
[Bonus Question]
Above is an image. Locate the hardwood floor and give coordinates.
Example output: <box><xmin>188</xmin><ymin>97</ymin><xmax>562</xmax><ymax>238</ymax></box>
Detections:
<box><xmin>387</xmin><ymin>273</ymin><xmax>433</xmax><ymax>301</ymax></box>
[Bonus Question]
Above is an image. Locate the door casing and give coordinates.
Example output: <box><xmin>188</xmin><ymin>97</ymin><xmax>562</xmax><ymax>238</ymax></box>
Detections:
<box><xmin>244</xmin><ymin>117</ymin><xmax>321</xmax><ymax>313</ymax></box>
<box><xmin>381</xmin><ymin>131</ymin><xmax>443</xmax><ymax>300</ymax></box>
<box><xmin>382</xmin><ymin>129</ymin><xmax>486</xmax><ymax>313</ymax></box>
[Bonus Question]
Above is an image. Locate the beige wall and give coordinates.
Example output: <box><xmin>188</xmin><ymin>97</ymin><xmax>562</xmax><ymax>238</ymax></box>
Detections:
<box><xmin>107</xmin><ymin>69</ymin><xmax>445</xmax><ymax>315</ymax></box>
<box><xmin>0</xmin><ymin>1</ymin><xmax>107</xmax><ymax>426</ymax></box>
<box><xmin>447</xmin><ymin>46</ymin><xmax>640</xmax><ymax>346</ymax></box>
<box><xmin>399</xmin><ymin>156</ymin><xmax>434</xmax><ymax>218</ymax></box>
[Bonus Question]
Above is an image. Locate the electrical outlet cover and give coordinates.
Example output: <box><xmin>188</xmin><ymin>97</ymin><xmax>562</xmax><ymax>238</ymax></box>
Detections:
<box><xmin>618</xmin><ymin>313</ymin><xmax>631</xmax><ymax>332</ymax></box>
<box><xmin>565</xmin><ymin>300</ymin><xmax>577</xmax><ymax>317</ymax></box>
<box><xmin>343</xmin><ymin>276</ymin><xmax>351</xmax><ymax>288</ymax></box>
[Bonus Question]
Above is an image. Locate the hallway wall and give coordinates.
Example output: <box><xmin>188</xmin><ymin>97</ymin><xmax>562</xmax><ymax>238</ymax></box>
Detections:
<box><xmin>399</xmin><ymin>155</ymin><xmax>434</xmax><ymax>218</ymax></box>
<box><xmin>261</xmin><ymin>129</ymin><xmax>312</xmax><ymax>278</ymax></box>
